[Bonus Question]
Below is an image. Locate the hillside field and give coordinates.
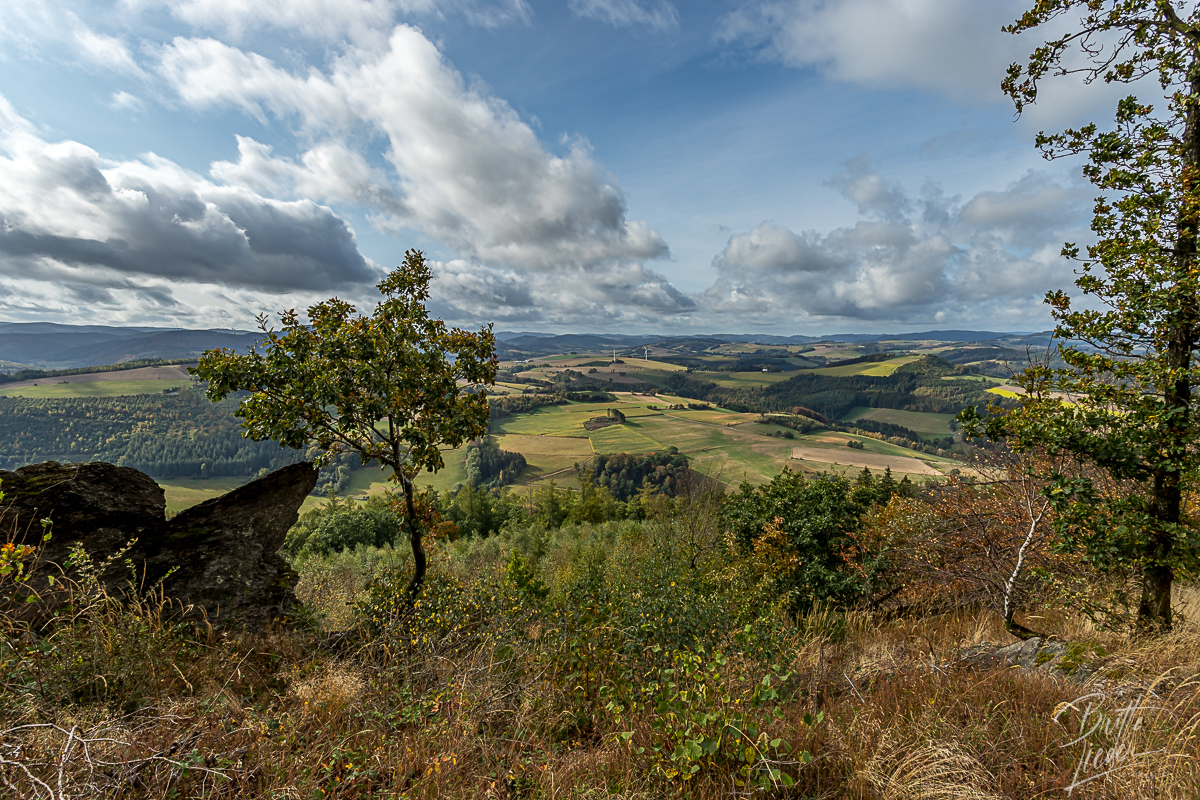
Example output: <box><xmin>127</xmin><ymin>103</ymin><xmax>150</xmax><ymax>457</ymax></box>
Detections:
<box><xmin>0</xmin><ymin>365</ymin><xmax>195</xmax><ymax>398</ymax></box>
<box><xmin>842</xmin><ymin>406</ymin><xmax>957</xmax><ymax>440</ymax></box>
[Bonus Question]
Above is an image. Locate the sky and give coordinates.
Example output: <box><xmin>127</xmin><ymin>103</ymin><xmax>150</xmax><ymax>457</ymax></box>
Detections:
<box><xmin>0</xmin><ymin>0</ymin><xmax>1139</xmax><ymax>335</ymax></box>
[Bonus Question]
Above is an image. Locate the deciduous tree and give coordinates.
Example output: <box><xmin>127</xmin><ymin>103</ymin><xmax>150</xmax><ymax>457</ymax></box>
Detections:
<box><xmin>194</xmin><ymin>250</ymin><xmax>496</xmax><ymax>596</ymax></box>
<box><xmin>967</xmin><ymin>1</ymin><xmax>1200</xmax><ymax>630</ymax></box>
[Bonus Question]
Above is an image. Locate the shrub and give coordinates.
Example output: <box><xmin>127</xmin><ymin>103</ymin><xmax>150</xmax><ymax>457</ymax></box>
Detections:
<box><xmin>284</xmin><ymin>496</ymin><xmax>399</xmax><ymax>559</ymax></box>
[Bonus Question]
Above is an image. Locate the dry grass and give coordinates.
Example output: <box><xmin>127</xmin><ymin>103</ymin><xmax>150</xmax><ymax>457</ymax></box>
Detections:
<box><xmin>4</xmin><ymin>500</ymin><xmax>1200</xmax><ymax>797</ymax></box>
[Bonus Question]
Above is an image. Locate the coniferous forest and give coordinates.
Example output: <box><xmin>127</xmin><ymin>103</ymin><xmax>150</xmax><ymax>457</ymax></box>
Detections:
<box><xmin>0</xmin><ymin>388</ymin><xmax>301</xmax><ymax>478</ymax></box>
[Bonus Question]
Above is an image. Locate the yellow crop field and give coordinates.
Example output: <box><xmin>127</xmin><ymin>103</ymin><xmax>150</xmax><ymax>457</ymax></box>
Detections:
<box><xmin>812</xmin><ymin>356</ymin><xmax>920</xmax><ymax>377</ymax></box>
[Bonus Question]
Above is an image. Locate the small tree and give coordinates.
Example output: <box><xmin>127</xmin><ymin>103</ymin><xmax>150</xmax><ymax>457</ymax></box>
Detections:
<box><xmin>194</xmin><ymin>250</ymin><xmax>497</xmax><ymax>596</ymax></box>
<box><xmin>966</xmin><ymin>1</ymin><xmax>1200</xmax><ymax>631</ymax></box>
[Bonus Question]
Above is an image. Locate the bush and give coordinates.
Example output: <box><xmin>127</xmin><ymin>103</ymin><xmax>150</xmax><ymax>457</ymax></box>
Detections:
<box><xmin>284</xmin><ymin>496</ymin><xmax>399</xmax><ymax>559</ymax></box>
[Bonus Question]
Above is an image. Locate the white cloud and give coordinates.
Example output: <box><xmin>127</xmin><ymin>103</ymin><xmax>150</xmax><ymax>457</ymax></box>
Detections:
<box><xmin>703</xmin><ymin>160</ymin><xmax>1090</xmax><ymax>327</ymax></box>
<box><xmin>429</xmin><ymin>258</ymin><xmax>694</xmax><ymax>326</ymax></box>
<box><xmin>0</xmin><ymin>94</ymin><xmax>379</xmax><ymax>294</ymax></box>
<box><xmin>719</xmin><ymin>0</ymin><xmax>1028</xmax><ymax>101</ymax></box>
<box><xmin>73</xmin><ymin>27</ymin><xmax>146</xmax><ymax>76</ymax></box>
<box><xmin>123</xmin><ymin>0</ymin><xmax>531</xmax><ymax>44</ymax></box>
<box><xmin>162</xmin><ymin>27</ymin><xmax>670</xmax><ymax>275</ymax></box>
<box><xmin>108</xmin><ymin>90</ymin><xmax>145</xmax><ymax>112</ymax></box>
<box><xmin>570</xmin><ymin>0</ymin><xmax>679</xmax><ymax>31</ymax></box>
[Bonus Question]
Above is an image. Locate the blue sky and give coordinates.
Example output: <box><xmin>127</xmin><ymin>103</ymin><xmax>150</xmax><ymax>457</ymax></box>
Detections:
<box><xmin>0</xmin><ymin>0</ymin><xmax>1129</xmax><ymax>334</ymax></box>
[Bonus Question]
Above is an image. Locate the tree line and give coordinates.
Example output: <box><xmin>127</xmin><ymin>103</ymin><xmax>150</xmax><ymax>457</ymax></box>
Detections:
<box><xmin>0</xmin><ymin>388</ymin><xmax>301</xmax><ymax>478</ymax></box>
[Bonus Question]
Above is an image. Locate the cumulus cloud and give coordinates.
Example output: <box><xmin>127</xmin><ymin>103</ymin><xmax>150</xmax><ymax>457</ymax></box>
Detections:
<box><xmin>569</xmin><ymin>0</ymin><xmax>679</xmax><ymax>31</ymax></box>
<box><xmin>429</xmin><ymin>258</ymin><xmax>695</xmax><ymax>326</ymax></box>
<box><xmin>0</xmin><ymin>94</ymin><xmax>379</xmax><ymax>295</ymax></box>
<box><xmin>703</xmin><ymin>160</ymin><xmax>1090</xmax><ymax>326</ymax></box>
<box><xmin>718</xmin><ymin>0</ymin><xmax>1029</xmax><ymax>101</ymax></box>
<box><xmin>161</xmin><ymin>27</ymin><xmax>670</xmax><ymax>274</ymax></box>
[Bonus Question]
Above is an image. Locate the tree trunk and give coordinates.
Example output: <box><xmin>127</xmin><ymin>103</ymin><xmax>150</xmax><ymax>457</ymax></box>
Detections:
<box><xmin>401</xmin><ymin>475</ymin><xmax>426</xmax><ymax>599</ymax></box>
<box><xmin>1142</xmin><ymin>57</ymin><xmax>1200</xmax><ymax>633</ymax></box>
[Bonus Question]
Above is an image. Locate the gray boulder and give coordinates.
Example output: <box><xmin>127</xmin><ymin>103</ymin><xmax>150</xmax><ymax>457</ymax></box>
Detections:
<box><xmin>0</xmin><ymin>460</ymin><xmax>317</xmax><ymax>630</ymax></box>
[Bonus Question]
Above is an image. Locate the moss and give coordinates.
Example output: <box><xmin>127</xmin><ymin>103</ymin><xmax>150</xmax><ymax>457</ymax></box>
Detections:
<box><xmin>1034</xmin><ymin>650</ymin><xmax>1055</xmax><ymax>667</ymax></box>
<box><xmin>1058</xmin><ymin>641</ymin><xmax>1107</xmax><ymax>676</ymax></box>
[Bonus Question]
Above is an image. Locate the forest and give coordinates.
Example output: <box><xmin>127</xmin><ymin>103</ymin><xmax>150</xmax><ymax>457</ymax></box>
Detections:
<box><xmin>0</xmin><ymin>388</ymin><xmax>303</xmax><ymax>478</ymax></box>
<box><xmin>662</xmin><ymin>355</ymin><xmax>995</xmax><ymax>419</ymax></box>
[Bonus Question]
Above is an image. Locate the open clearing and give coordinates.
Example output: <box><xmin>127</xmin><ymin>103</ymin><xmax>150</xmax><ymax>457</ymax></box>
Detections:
<box><xmin>789</xmin><ymin>444</ymin><xmax>942</xmax><ymax>475</ymax></box>
<box><xmin>699</xmin><ymin>371</ymin><xmax>796</xmax><ymax>388</ymax></box>
<box><xmin>842</xmin><ymin>407</ymin><xmax>956</xmax><ymax>440</ymax></box>
<box><xmin>158</xmin><ymin>476</ymin><xmax>246</xmax><ymax>515</ymax></box>
<box><xmin>812</xmin><ymin>356</ymin><xmax>920</xmax><ymax>377</ymax></box>
<box><xmin>0</xmin><ymin>365</ymin><xmax>194</xmax><ymax>389</ymax></box>
<box><xmin>0</xmin><ymin>379</ymin><xmax>192</xmax><ymax>398</ymax></box>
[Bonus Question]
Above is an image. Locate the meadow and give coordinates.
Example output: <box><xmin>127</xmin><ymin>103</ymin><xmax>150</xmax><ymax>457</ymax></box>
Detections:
<box><xmin>0</xmin><ymin>365</ymin><xmax>194</xmax><ymax>398</ymax></box>
<box><xmin>0</xmin><ymin>379</ymin><xmax>190</xmax><ymax>399</ymax></box>
<box><xmin>153</xmin><ymin>386</ymin><xmax>968</xmax><ymax>515</ymax></box>
<box><xmin>699</xmin><ymin>371</ymin><xmax>797</xmax><ymax>389</ymax></box>
<box><xmin>811</xmin><ymin>355</ymin><xmax>921</xmax><ymax>377</ymax></box>
<box><xmin>842</xmin><ymin>407</ymin><xmax>957</xmax><ymax>440</ymax></box>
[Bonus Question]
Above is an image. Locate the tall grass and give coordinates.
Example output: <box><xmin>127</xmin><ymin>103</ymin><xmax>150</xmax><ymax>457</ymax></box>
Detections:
<box><xmin>2</xmin><ymin>492</ymin><xmax>1199</xmax><ymax>797</ymax></box>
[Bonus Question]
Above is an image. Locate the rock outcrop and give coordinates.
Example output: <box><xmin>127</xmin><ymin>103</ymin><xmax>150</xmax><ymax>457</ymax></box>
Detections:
<box><xmin>960</xmin><ymin>636</ymin><xmax>1104</xmax><ymax>681</ymax></box>
<box><xmin>0</xmin><ymin>460</ymin><xmax>317</xmax><ymax>630</ymax></box>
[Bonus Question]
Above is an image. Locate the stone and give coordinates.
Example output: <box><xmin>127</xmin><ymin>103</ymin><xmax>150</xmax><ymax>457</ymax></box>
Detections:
<box><xmin>959</xmin><ymin>636</ymin><xmax>1101</xmax><ymax>681</ymax></box>
<box><xmin>0</xmin><ymin>460</ymin><xmax>166</xmax><ymax>568</ymax></box>
<box><xmin>0</xmin><ymin>460</ymin><xmax>317</xmax><ymax>630</ymax></box>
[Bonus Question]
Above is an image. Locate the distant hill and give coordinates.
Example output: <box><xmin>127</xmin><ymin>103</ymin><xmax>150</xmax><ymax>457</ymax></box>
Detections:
<box><xmin>0</xmin><ymin>321</ymin><xmax>1050</xmax><ymax>370</ymax></box>
<box><xmin>0</xmin><ymin>322</ymin><xmax>260</xmax><ymax>369</ymax></box>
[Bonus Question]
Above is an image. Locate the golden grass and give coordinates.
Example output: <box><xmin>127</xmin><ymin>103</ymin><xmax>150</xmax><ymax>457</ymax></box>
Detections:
<box><xmin>5</xmin><ymin>504</ymin><xmax>1200</xmax><ymax>798</ymax></box>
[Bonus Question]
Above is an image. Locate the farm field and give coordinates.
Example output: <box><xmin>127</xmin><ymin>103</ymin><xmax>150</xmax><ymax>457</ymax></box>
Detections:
<box><xmin>0</xmin><ymin>379</ymin><xmax>191</xmax><ymax>398</ymax></box>
<box><xmin>698</xmin><ymin>371</ymin><xmax>796</xmax><ymax>388</ymax></box>
<box><xmin>812</xmin><ymin>355</ymin><xmax>920</xmax><ymax>377</ymax></box>
<box><xmin>158</xmin><ymin>476</ymin><xmax>247</xmax><ymax>515</ymax></box>
<box><xmin>841</xmin><ymin>407</ymin><xmax>957</xmax><ymax>440</ymax></box>
<box><xmin>306</xmin><ymin>391</ymin><xmax>967</xmax><ymax>502</ymax></box>
<box><xmin>790</xmin><ymin>442</ymin><xmax>942</xmax><ymax>476</ymax></box>
<box><xmin>0</xmin><ymin>365</ymin><xmax>194</xmax><ymax>389</ymax></box>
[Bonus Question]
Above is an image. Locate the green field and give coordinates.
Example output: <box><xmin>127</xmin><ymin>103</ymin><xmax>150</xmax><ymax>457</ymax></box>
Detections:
<box><xmin>159</xmin><ymin>477</ymin><xmax>247</xmax><ymax>515</ymax></box>
<box><xmin>842</xmin><ymin>407</ymin><xmax>957</xmax><ymax>440</ymax></box>
<box><xmin>700</xmin><ymin>371</ymin><xmax>796</xmax><ymax>388</ymax></box>
<box><xmin>812</xmin><ymin>356</ymin><xmax>920</xmax><ymax>377</ymax></box>
<box><xmin>0</xmin><ymin>379</ymin><xmax>189</xmax><ymax>398</ymax></box>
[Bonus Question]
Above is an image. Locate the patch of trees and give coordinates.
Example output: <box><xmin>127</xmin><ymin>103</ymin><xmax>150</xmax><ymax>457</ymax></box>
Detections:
<box><xmin>661</xmin><ymin>355</ymin><xmax>988</xmax><ymax>420</ymax></box>
<box><xmin>937</xmin><ymin>347</ymin><xmax>1020</xmax><ymax>366</ymax></box>
<box><xmin>576</xmin><ymin>448</ymin><xmax>691</xmax><ymax>502</ymax></box>
<box><xmin>283</xmin><ymin>495</ymin><xmax>398</xmax><ymax>559</ymax></box>
<box><xmin>464</xmin><ymin>437</ymin><xmax>526</xmax><ymax>488</ymax></box>
<box><xmin>835</xmin><ymin>417</ymin><xmax>952</xmax><ymax>449</ymax></box>
<box><xmin>759</xmin><ymin>414</ymin><xmax>823</xmax><ymax>435</ymax></box>
<box><xmin>0</xmin><ymin>389</ymin><xmax>302</xmax><ymax>477</ymax></box>
<box><xmin>820</xmin><ymin>351</ymin><xmax>896</xmax><ymax>369</ymax></box>
<box><xmin>488</xmin><ymin>394</ymin><xmax>568</xmax><ymax>422</ymax></box>
<box><xmin>722</xmin><ymin>468</ymin><xmax>912</xmax><ymax>613</ymax></box>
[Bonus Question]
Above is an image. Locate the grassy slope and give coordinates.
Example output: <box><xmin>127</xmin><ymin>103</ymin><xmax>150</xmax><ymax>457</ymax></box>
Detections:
<box><xmin>811</xmin><ymin>355</ymin><xmax>920</xmax><ymax>377</ymax></box>
<box><xmin>159</xmin><ymin>477</ymin><xmax>247</xmax><ymax>515</ymax></box>
<box><xmin>0</xmin><ymin>379</ymin><xmax>189</xmax><ymax>398</ymax></box>
<box><xmin>699</xmin><ymin>372</ymin><xmax>796</xmax><ymax>388</ymax></box>
<box><xmin>842</xmin><ymin>407</ymin><xmax>957</xmax><ymax>440</ymax></box>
